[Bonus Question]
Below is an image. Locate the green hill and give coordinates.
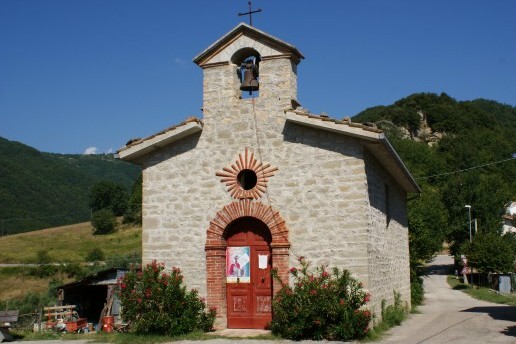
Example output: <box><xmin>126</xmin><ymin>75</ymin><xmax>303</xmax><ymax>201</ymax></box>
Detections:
<box><xmin>0</xmin><ymin>137</ymin><xmax>141</xmax><ymax>235</ymax></box>
<box><xmin>353</xmin><ymin>93</ymin><xmax>516</xmax><ymax>255</ymax></box>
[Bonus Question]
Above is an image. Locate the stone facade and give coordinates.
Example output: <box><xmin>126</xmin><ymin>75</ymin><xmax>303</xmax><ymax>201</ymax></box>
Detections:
<box><xmin>119</xmin><ymin>23</ymin><xmax>419</xmax><ymax>328</ymax></box>
<box><xmin>365</xmin><ymin>151</ymin><xmax>411</xmax><ymax>311</ymax></box>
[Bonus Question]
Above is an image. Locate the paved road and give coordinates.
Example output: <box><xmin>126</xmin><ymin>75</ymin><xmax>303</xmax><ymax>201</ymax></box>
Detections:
<box><xmin>380</xmin><ymin>255</ymin><xmax>516</xmax><ymax>344</ymax></box>
<box><xmin>16</xmin><ymin>255</ymin><xmax>516</xmax><ymax>344</ymax></box>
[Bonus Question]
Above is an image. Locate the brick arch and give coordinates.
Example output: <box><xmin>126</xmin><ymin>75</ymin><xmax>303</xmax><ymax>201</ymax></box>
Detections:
<box><xmin>206</xmin><ymin>200</ymin><xmax>289</xmax><ymax>249</ymax></box>
<box><xmin>205</xmin><ymin>200</ymin><xmax>290</xmax><ymax>329</ymax></box>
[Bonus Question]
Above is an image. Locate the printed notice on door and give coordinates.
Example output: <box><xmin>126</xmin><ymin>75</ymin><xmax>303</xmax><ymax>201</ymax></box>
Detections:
<box><xmin>226</xmin><ymin>247</ymin><xmax>250</xmax><ymax>283</ymax></box>
<box><xmin>258</xmin><ymin>254</ymin><xmax>268</xmax><ymax>269</ymax></box>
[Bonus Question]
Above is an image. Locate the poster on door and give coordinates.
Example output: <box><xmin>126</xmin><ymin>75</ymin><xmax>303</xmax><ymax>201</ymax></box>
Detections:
<box><xmin>226</xmin><ymin>246</ymin><xmax>250</xmax><ymax>283</ymax></box>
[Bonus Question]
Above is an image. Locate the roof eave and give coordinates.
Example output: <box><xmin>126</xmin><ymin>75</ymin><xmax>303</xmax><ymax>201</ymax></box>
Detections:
<box><xmin>377</xmin><ymin>135</ymin><xmax>421</xmax><ymax>194</ymax></box>
<box><xmin>193</xmin><ymin>22</ymin><xmax>304</xmax><ymax>66</ymax></box>
<box><xmin>118</xmin><ymin>121</ymin><xmax>203</xmax><ymax>163</ymax></box>
<box><xmin>285</xmin><ymin>111</ymin><xmax>421</xmax><ymax>194</ymax></box>
<box><xmin>285</xmin><ymin>111</ymin><xmax>381</xmax><ymax>142</ymax></box>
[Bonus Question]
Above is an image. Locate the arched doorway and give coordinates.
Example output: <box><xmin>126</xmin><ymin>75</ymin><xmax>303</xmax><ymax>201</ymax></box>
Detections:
<box><xmin>224</xmin><ymin>217</ymin><xmax>272</xmax><ymax>329</ymax></box>
<box><xmin>205</xmin><ymin>200</ymin><xmax>290</xmax><ymax>329</ymax></box>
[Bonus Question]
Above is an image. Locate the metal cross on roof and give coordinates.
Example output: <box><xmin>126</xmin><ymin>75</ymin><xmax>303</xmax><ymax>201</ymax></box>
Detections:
<box><xmin>238</xmin><ymin>1</ymin><xmax>262</xmax><ymax>27</ymax></box>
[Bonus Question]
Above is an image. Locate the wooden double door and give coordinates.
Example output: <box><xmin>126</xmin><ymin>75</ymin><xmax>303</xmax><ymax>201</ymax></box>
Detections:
<box><xmin>225</xmin><ymin>218</ymin><xmax>272</xmax><ymax>329</ymax></box>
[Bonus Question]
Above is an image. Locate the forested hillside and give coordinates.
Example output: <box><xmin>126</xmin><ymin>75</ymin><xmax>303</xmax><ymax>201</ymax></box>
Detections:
<box><xmin>0</xmin><ymin>137</ymin><xmax>141</xmax><ymax>235</ymax></box>
<box><xmin>354</xmin><ymin>93</ymin><xmax>516</xmax><ymax>257</ymax></box>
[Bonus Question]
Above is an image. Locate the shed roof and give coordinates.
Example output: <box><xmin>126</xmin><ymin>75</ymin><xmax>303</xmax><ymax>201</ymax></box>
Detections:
<box><xmin>58</xmin><ymin>268</ymin><xmax>128</xmax><ymax>290</ymax></box>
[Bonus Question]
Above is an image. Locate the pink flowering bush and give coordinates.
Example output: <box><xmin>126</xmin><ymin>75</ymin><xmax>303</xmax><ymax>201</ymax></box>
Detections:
<box><xmin>116</xmin><ymin>260</ymin><xmax>216</xmax><ymax>336</ymax></box>
<box><xmin>270</xmin><ymin>257</ymin><xmax>372</xmax><ymax>340</ymax></box>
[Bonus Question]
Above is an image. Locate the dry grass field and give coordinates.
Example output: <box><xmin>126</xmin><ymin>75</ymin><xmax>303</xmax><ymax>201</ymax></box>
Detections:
<box><xmin>0</xmin><ymin>221</ymin><xmax>141</xmax><ymax>263</ymax></box>
<box><xmin>0</xmin><ymin>222</ymin><xmax>142</xmax><ymax>302</ymax></box>
<box><xmin>0</xmin><ymin>270</ymin><xmax>53</xmax><ymax>301</ymax></box>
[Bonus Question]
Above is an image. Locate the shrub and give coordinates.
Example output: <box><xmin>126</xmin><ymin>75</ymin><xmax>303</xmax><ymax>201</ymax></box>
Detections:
<box><xmin>91</xmin><ymin>208</ymin><xmax>117</xmax><ymax>235</ymax></box>
<box><xmin>365</xmin><ymin>291</ymin><xmax>408</xmax><ymax>339</ymax></box>
<box><xmin>381</xmin><ymin>291</ymin><xmax>407</xmax><ymax>327</ymax></box>
<box><xmin>410</xmin><ymin>275</ymin><xmax>424</xmax><ymax>306</ymax></box>
<box><xmin>116</xmin><ymin>260</ymin><xmax>216</xmax><ymax>336</ymax></box>
<box><xmin>85</xmin><ymin>247</ymin><xmax>105</xmax><ymax>262</ymax></box>
<box><xmin>48</xmin><ymin>277</ymin><xmax>64</xmax><ymax>298</ymax></box>
<box><xmin>104</xmin><ymin>252</ymin><xmax>141</xmax><ymax>270</ymax></box>
<box><xmin>32</xmin><ymin>250</ymin><xmax>58</xmax><ymax>277</ymax></box>
<box><xmin>270</xmin><ymin>257</ymin><xmax>372</xmax><ymax>341</ymax></box>
<box><xmin>410</xmin><ymin>268</ymin><xmax>424</xmax><ymax>306</ymax></box>
<box><xmin>60</xmin><ymin>261</ymin><xmax>88</xmax><ymax>279</ymax></box>
<box><xmin>2</xmin><ymin>292</ymin><xmax>55</xmax><ymax>315</ymax></box>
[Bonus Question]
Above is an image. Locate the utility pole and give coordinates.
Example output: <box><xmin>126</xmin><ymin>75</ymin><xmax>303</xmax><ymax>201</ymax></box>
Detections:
<box><xmin>465</xmin><ymin>205</ymin><xmax>473</xmax><ymax>286</ymax></box>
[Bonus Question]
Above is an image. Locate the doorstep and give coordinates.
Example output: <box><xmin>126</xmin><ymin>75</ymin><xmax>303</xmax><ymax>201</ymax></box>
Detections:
<box><xmin>208</xmin><ymin>328</ymin><xmax>271</xmax><ymax>337</ymax></box>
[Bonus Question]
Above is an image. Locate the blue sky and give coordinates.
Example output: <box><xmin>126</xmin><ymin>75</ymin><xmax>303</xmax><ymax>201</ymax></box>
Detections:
<box><xmin>1</xmin><ymin>1</ymin><xmax>515</xmax><ymax>154</ymax></box>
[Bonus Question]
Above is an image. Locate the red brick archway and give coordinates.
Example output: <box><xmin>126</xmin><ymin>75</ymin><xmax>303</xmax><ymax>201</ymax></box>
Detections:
<box><xmin>205</xmin><ymin>200</ymin><xmax>290</xmax><ymax>328</ymax></box>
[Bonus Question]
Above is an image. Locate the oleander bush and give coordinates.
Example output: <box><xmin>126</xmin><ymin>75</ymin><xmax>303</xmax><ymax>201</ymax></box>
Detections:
<box><xmin>270</xmin><ymin>257</ymin><xmax>372</xmax><ymax>341</ymax></box>
<box><xmin>116</xmin><ymin>260</ymin><xmax>216</xmax><ymax>336</ymax></box>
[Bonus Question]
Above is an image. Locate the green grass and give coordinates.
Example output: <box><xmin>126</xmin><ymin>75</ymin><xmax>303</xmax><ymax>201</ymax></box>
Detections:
<box><xmin>0</xmin><ymin>221</ymin><xmax>141</xmax><ymax>264</ymax></box>
<box><xmin>362</xmin><ymin>292</ymin><xmax>409</xmax><ymax>342</ymax></box>
<box><xmin>447</xmin><ymin>275</ymin><xmax>516</xmax><ymax>306</ymax></box>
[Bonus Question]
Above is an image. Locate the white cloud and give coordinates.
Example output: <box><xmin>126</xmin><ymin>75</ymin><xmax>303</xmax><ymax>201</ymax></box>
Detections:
<box><xmin>106</xmin><ymin>147</ymin><xmax>114</xmax><ymax>154</ymax></box>
<box><xmin>84</xmin><ymin>147</ymin><xmax>98</xmax><ymax>155</ymax></box>
<box><xmin>174</xmin><ymin>57</ymin><xmax>185</xmax><ymax>65</ymax></box>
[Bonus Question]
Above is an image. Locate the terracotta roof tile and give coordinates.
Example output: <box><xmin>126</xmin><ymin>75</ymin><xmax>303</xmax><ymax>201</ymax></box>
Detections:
<box><xmin>120</xmin><ymin>116</ymin><xmax>203</xmax><ymax>151</ymax></box>
<box><xmin>289</xmin><ymin>110</ymin><xmax>383</xmax><ymax>134</ymax></box>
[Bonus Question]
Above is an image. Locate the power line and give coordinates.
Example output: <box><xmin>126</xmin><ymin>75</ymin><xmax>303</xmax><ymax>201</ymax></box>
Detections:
<box><xmin>414</xmin><ymin>156</ymin><xmax>516</xmax><ymax>180</ymax></box>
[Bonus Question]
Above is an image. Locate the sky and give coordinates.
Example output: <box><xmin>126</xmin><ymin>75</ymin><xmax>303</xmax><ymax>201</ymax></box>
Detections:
<box><xmin>1</xmin><ymin>1</ymin><xmax>515</xmax><ymax>154</ymax></box>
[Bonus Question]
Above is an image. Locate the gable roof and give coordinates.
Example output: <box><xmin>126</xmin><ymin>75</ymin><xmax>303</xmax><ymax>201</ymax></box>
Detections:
<box><xmin>193</xmin><ymin>22</ymin><xmax>304</xmax><ymax>67</ymax></box>
<box><xmin>58</xmin><ymin>268</ymin><xmax>128</xmax><ymax>290</ymax></box>
<box><xmin>285</xmin><ymin>110</ymin><xmax>421</xmax><ymax>194</ymax></box>
<box><xmin>117</xmin><ymin>117</ymin><xmax>203</xmax><ymax>163</ymax></box>
<box><xmin>118</xmin><ymin>110</ymin><xmax>420</xmax><ymax>193</ymax></box>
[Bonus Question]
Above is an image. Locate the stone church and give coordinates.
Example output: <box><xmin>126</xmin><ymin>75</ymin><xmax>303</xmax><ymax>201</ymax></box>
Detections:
<box><xmin>118</xmin><ymin>23</ymin><xmax>420</xmax><ymax>329</ymax></box>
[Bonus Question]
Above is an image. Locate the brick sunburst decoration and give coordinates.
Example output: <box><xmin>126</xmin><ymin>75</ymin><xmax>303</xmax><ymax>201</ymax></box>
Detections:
<box><xmin>216</xmin><ymin>148</ymin><xmax>278</xmax><ymax>199</ymax></box>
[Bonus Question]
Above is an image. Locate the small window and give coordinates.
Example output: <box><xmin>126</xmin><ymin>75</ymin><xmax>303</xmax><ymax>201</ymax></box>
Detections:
<box><xmin>237</xmin><ymin>169</ymin><xmax>258</xmax><ymax>190</ymax></box>
<box><xmin>385</xmin><ymin>184</ymin><xmax>391</xmax><ymax>227</ymax></box>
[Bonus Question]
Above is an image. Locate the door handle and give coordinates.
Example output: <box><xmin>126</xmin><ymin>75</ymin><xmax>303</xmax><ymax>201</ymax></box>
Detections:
<box><xmin>261</xmin><ymin>277</ymin><xmax>265</xmax><ymax>283</ymax></box>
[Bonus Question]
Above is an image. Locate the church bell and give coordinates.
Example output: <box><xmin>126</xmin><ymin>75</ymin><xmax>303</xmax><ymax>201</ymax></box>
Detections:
<box><xmin>238</xmin><ymin>58</ymin><xmax>259</xmax><ymax>94</ymax></box>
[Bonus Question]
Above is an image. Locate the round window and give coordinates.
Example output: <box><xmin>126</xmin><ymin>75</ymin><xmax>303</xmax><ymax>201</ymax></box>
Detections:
<box><xmin>237</xmin><ymin>169</ymin><xmax>258</xmax><ymax>190</ymax></box>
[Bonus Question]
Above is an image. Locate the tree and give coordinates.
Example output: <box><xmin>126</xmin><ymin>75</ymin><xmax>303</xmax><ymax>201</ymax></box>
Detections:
<box><xmin>463</xmin><ymin>232</ymin><xmax>515</xmax><ymax>274</ymax></box>
<box><xmin>123</xmin><ymin>173</ymin><xmax>142</xmax><ymax>224</ymax></box>
<box><xmin>407</xmin><ymin>186</ymin><xmax>448</xmax><ymax>305</ymax></box>
<box><xmin>89</xmin><ymin>181</ymin><xmax>129</xmax><ymax>216</ymax></box>
<box><xmin>91</xmin><ymin>208</ymin><xmax>117</xmax><ymax>235</ymax></box>
<box><xmin>85</xmin><ymin>247</ymin><xmax>105</xmax><ymax>262</ymax></box>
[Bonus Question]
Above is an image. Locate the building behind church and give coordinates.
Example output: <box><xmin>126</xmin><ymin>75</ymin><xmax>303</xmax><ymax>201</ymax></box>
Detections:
<box><xmin>118</xmin><ymin>23</ymin><xmax>420</xmax><ymax>329</ymax></box>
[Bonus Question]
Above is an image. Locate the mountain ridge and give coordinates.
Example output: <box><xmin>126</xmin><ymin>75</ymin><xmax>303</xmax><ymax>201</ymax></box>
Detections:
<box><xmin>0</xmin><ymin>137</ymin><xmax>141</xmax><ymax>235</ymax></box>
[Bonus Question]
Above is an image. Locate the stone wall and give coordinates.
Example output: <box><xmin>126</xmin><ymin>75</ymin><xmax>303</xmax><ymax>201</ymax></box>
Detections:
<box><xmin>364</xmin><ymin>150</ymin><xmax>411</xmax><ymax>318</ymax></box>
<box><xmin>139</xmin><ymin>50</ymin><xmax>410</xmax><ymax>327</ymax></box>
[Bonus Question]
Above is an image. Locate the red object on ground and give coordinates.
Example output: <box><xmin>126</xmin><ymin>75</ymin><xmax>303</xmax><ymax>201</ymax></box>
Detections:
<box><xmin>102</xmin><ymin>316</ymin><xmax>114</xmax><ymax>333</ymax></box>
<box><xmin>65</xmin><ymin>318</ymin><xmax>88</xmax><ymax>332</ymax></box>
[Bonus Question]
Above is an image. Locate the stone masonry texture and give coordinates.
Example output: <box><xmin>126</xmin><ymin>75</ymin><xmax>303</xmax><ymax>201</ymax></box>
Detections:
<box><xmin>136</xmin><ymin>32</ymin><xmax>411</xmax><ymax>328</ymax></box>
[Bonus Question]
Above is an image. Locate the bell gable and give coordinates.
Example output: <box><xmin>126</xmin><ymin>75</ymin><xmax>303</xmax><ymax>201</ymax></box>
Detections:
<box><xmin>193</xmin><ymin>22</ymin><xmax>304</xmax><ymax>68</ymax></box>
